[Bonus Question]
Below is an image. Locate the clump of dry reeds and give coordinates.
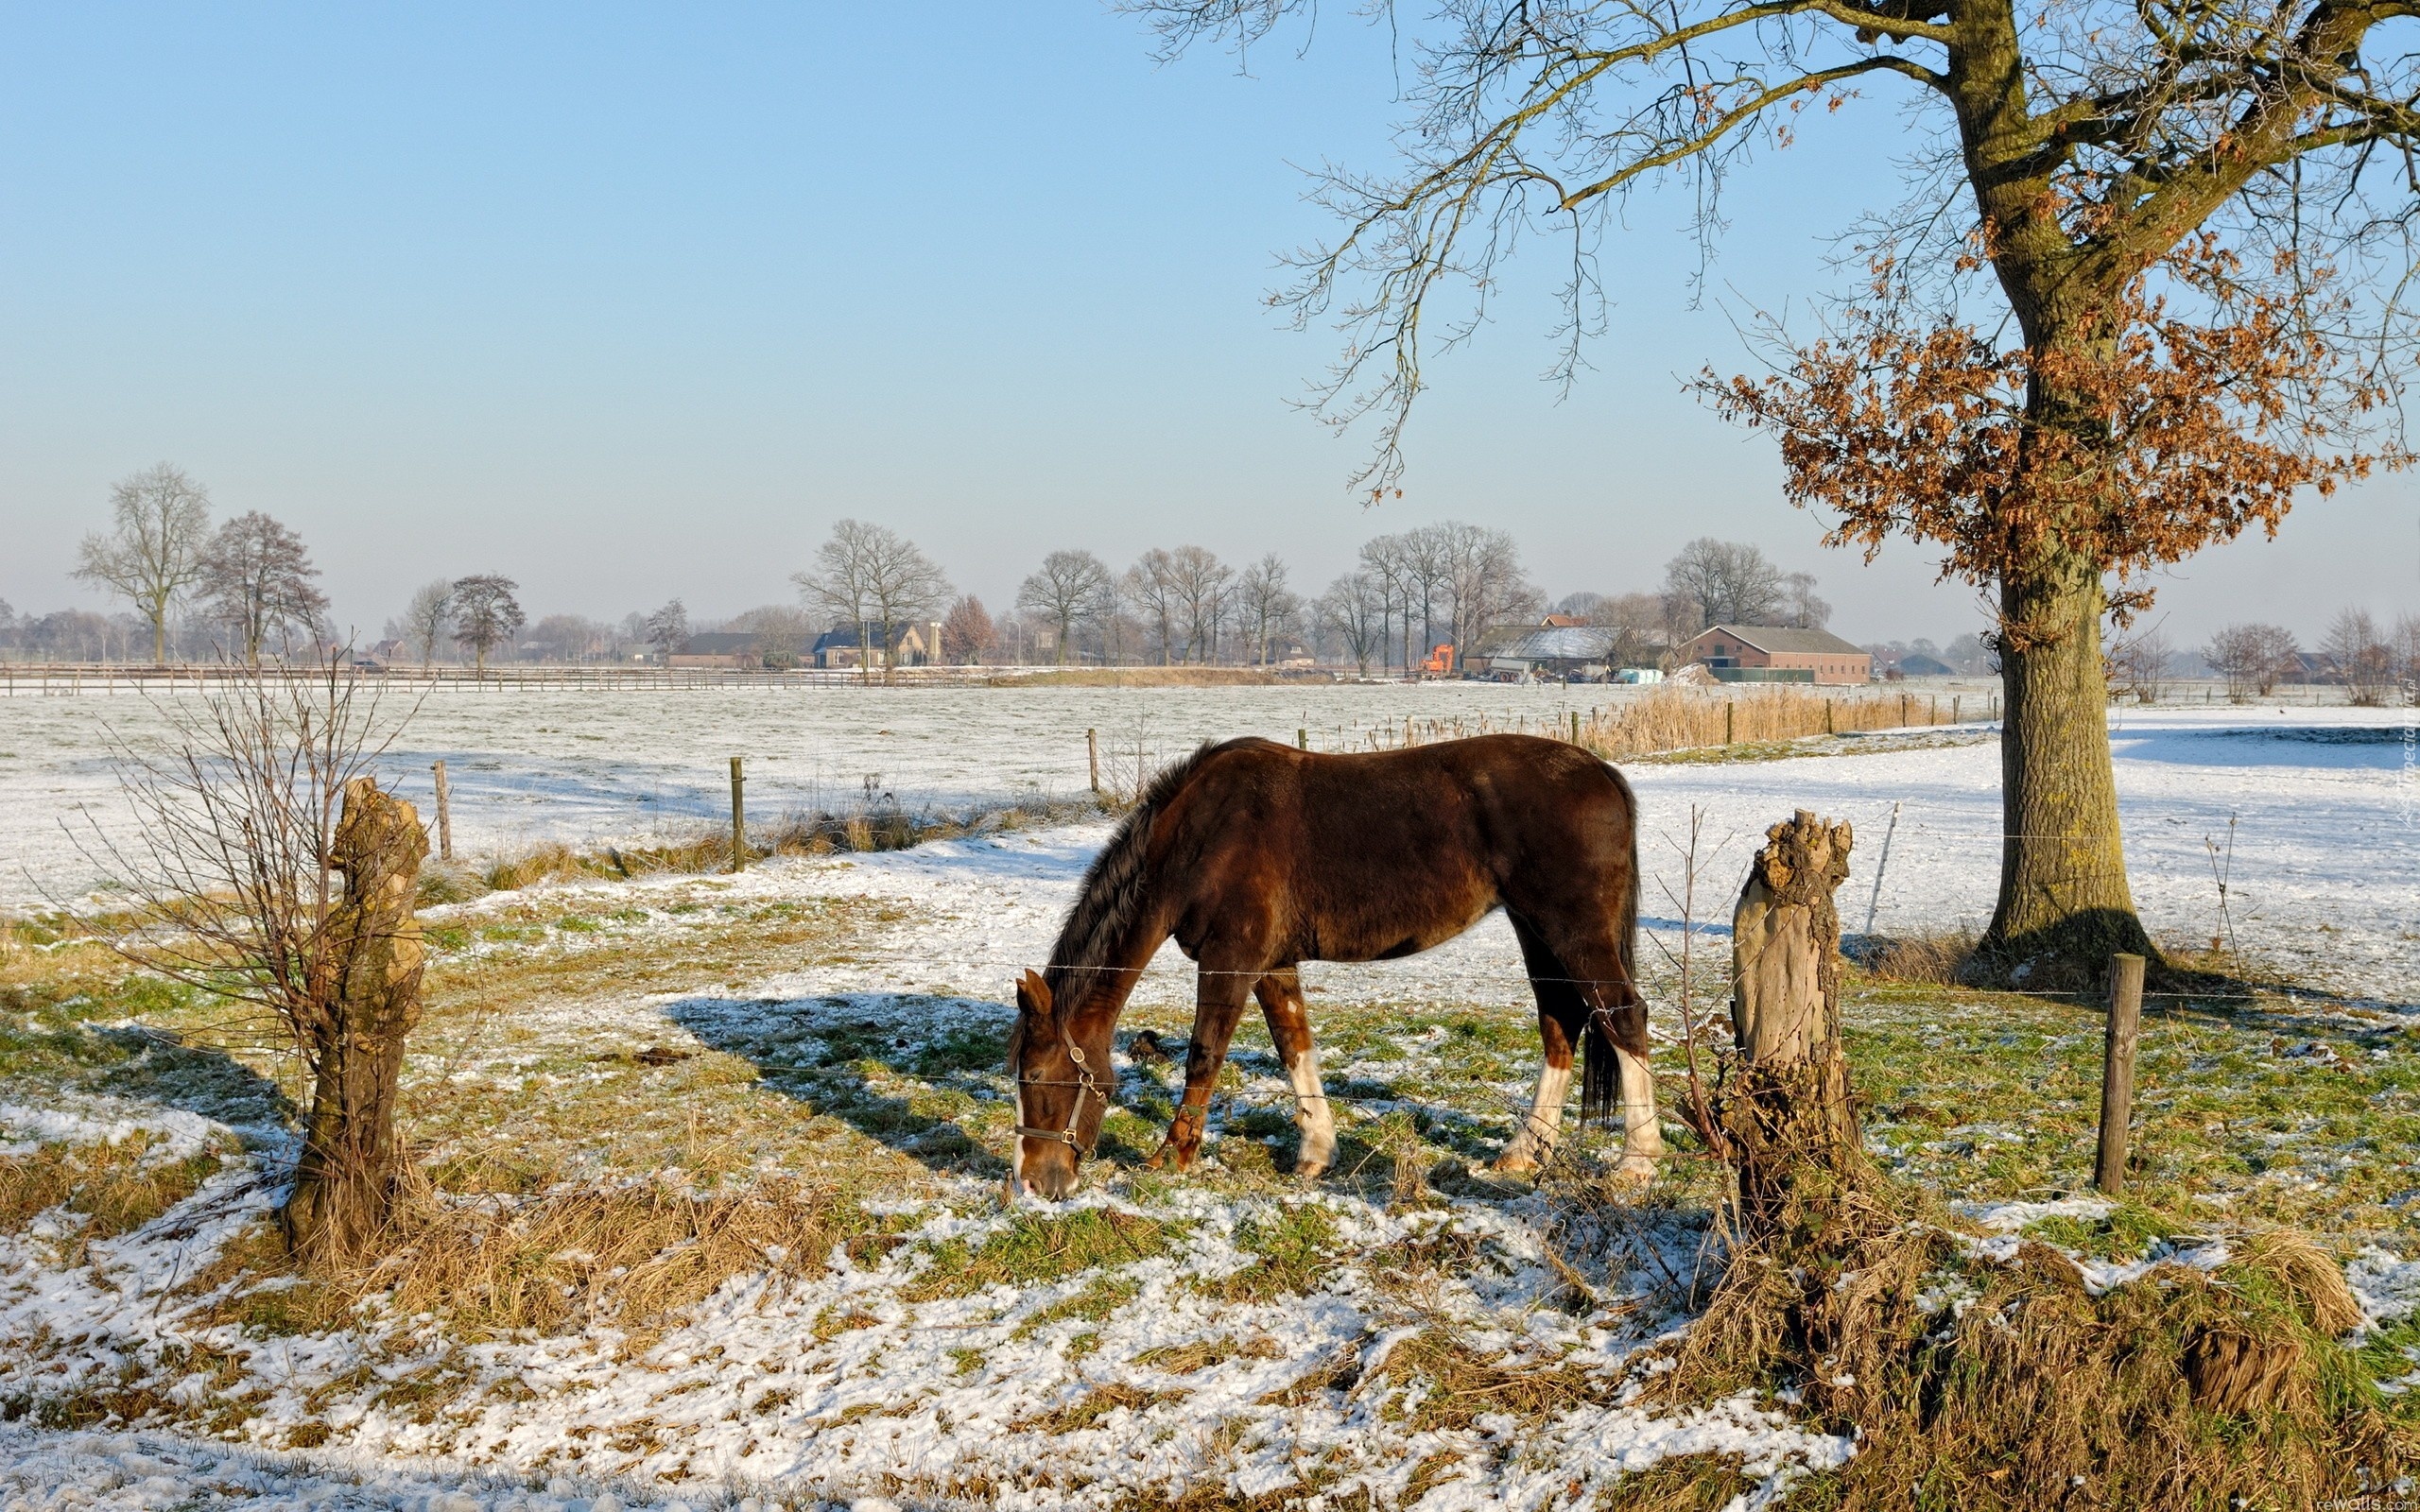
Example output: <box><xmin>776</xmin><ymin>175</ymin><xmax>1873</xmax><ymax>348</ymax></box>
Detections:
<box><xmin>1579</xmin><ymin>684</ymin><xmax>1968</xmax><ymax>760</ymax></box>
<box><xmin>1851</xmin><ymin>927</ymin><xmax>1979</xmax><ymax>987</ymax></box>
<box><xmin>1657</xmin><ymin>1163</ymin><xmax>2405</xmax><ymax>1508</ymax></box>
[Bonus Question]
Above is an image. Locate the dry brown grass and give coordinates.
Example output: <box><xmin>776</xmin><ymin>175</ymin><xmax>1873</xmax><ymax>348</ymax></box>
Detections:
<box><xmin>1659</xmin><ymin>1165</ymin><xmax>2408</xmax><ymax>1510</ymax></box>
<box><xmin>0</xmin><ymin>1134</ymin><xmax>223</xmax><ymax>1241</ymax></box>
<box><xmin>347</xmin><ymin>1172</ymin><xmax>871</xmax><ymax>1339</ymax></box>
<box><xmin>1853</xmin><ymin>927</ymin><xmax>1979</xmax><ymax>986</ymax></box>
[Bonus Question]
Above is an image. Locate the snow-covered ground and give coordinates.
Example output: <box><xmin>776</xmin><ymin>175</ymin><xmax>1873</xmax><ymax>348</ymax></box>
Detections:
<box><xmin>3</xmin><ymin>691</ymin><xmax>2417</xmax><ymax>1507</ymax></box>
<box><xmin>5</xmin><ymin>685</ymin><xmax>2412</xmax><ymax>1002</ymax></box>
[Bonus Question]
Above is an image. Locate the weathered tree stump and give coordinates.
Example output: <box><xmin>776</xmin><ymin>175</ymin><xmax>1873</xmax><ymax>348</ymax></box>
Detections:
<box><xmin>283</xmin><ymin>777</ymin><xmax>427</xmax><ymax>1260</ymax></box>
<box><xmin>1724</xmin><ymin>810</ymin><xmax>1858</xmax><ymax>1239</ymax></box>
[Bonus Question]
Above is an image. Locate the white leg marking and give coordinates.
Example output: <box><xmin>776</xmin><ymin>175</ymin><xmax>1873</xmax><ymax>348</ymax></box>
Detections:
<box><xmin>1615</xmin><ymin>1045</ymin><xmax>1664</xmax><ymax>1180</ymax></box>
<box><xmin>1285</xmin><ymin>1042</ymin><xmax>1337</xmax><ymax>1174</ymax></box>
<box><xmin>1496</xmin><ymin>1059</ymin><xmax>1572</xmax><ymax>1171</ymax></box>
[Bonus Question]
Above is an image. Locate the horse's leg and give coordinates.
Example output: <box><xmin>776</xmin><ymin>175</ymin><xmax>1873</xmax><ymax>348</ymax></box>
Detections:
<box><xmin>1496</xmin><ymin>918</ymin><xmax>1585</xmax><ymax>1175</ymax></box>
<box><xmin>1147</xmin><ymin>956</ymin><xmax>1257</xmax><ymax>1174</ymax></box>
<box><xmin>1253</xmin><ymin>967</ymin><xmax>1335</xmax><ymax>1179</ymax></box>
<box><xmin>1601</xmin><ymin>1000</ymin><xmax>1666</xmax><ymax>1183</ymax></box>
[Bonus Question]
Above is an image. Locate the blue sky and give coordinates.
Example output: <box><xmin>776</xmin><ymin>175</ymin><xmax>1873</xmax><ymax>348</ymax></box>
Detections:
<box><xmin>4</xmin><ymin>2</ymin><xmax>2412</xmax><ymax>646</ymax></box>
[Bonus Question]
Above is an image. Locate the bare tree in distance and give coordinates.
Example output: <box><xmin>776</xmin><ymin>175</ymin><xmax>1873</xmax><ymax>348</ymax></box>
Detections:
<box><xmin>400</xmin><ymin>581</ymin><xmax>453</xmax><ymax>667</ymax></box>
<box><xmin>793</xmin><ymin>520</ymin><xmax>951</xmax><ymax>684</ymax></box>
<box><xmin>1124</xmin><ymin>549</ymin><xmax>1184</xmax><ymax>666</ymax></box>
<box><xmin>2107</xmin><ymin>626</ymin><xmax>2172</xmax><ymax>705</ymax></box>
<box><xmin>1166</xmin><ymin>545</ymin><xmax>1233</xmax><ymax>664</ymax></box>
<box><xmin>645</xmin><ymin>599</ymin><xmax>690</xmax><ymax>661</ymax></box>
<box><xmin>449</xmin><ymin>576</ymin><xmax>526</xmax><ymax>678</ymax></box>
<box><xmin>1017</xmin><ymin>549</ymin><xmax>1115</xmax><ymax>665</ymax></box>
<box><xmin>78</xmin><ymin>662</ymin><xmax>426</xmax><ymax>1260</ymax></box>
<box><xmin>1234</xmin><ymin>554</ymin><xmax>1299</xmax><ymax>666</ymax></box>
<box><xmin>1133</xmin><ymin>0</ymin><xmax>2418</xmax><ymax>974</ymax></box>
<box><xmin>2324</xmin><ymin>609</ymin><xmax>2393</xmax><ymax>706</ymax></box>
<box><xmin>1438</xmin><ymin>524</ymin><xmax>1537</xmax><ymax>655</ymax></box>
<box><xmin>75</xmin><ymin>463</ymin><xmax>215</xmax><ymax>663</ymax></box>
<box><xmin>729</xmin><ymin>604</ymin><xmax>814</xmax><ymax>667</ymax></box>
<box><xmin>2204</xmin><ymin>623</ymin><xmax>2294</xmax><ymax>701</ymax></box>
<box><xmin>1319</xmin><ymin>570</ymin><xmax>1388</xmax><ymax>676</ymax></box>
<box><xmin>2393</xmin><ymin>615</ymin><xmax>2420</xmax><ymax>703</ymax></box>
<box><xmin>1357</xmin><ymin>534</ymin><xmax>1415</xmax><ymax>674</ymax></box>
<box><xmin>198</xmin><ymin>512</ymin><xmax>329</xmax><ymax>666</ymax></box>
<box><xmin>1586</xmin><ymin>592</ymin><xmax>1673</xmax><ymax>669</ymax></box>
<box><xmin>1664</xmin><ymin>540</ymin><xmax>1790</xmax><ymax>631</ymax></box>
<box><xmin>941</xmin><ymin>594</ymin><xmax>999</xmax><ymax>665</ymax></box>
<box><xmin>1780</xmin><ymin>572</ymin><xmax>1832</xmax><ymax>631</ymax></box>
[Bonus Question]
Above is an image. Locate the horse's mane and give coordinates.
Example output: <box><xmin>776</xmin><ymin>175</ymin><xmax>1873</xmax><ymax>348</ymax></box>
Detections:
<box><xmin>1044</xmin><ymin>741</ymin><xmax>1221</xmax><ymax>1001</ymax></box>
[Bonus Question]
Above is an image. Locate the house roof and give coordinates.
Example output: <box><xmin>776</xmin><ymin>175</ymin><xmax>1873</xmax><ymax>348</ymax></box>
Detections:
<box><xmin>1488</xmin><ymin>627</ymin><xmax>1619</xmax><ymax>662</ymax></box>
<box><xmin>1897</xmin><ymin>652</ymin><xmax>1954</xmax><ymax>675</ymax></box>
<box><xmin>810</xmin><ymin>622</ymin><xmax>927</xmax><ymax>653</ymax></box>
<box><xmin>1693</xmin><ymin>624</ymin><xmax>1868</xmax><ymax>657</ymax></box>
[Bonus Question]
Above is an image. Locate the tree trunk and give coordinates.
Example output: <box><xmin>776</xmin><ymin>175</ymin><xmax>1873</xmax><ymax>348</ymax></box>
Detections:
<box><xmin>1724</xmin><ymin>811</ymin><xmax>1858</xmax><ymax>1241</ymax></box>
<box><xmin>1982</xmin><ymin>554</ymin><xmax>2153</xmax><ymax>974</ymax></box>
<box><xmin>284</xmin><ymin>777</ymin><xmax>428</xmax><ymax>1262</ymax></box>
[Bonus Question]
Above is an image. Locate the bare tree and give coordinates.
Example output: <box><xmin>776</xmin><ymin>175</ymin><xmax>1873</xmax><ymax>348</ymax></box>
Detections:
<box><xmin>1234</xmin><ymin>554</ymin><xmax>1300</xmax><ymax>666</ymax></box>
<box><xmin>1664</xmin><ymin>540</ymin><xmax>1789</xmax><ymax>630</ymax></box>
<box><xmin>941</xmin><ymin>594</ymin><xmax>999</xmax><ymax>664</ymax></box>
<box><xmin>1124</xmin><ymin>549</ymin><xmax>1184</xmax><ymax>666</ymax></box>
<box><xmin>1357</xmin><ymin>534</ymin><xmax>1413</xmax><ymax>675</ymax></box>
<box><xmin>2204</xmin><ymin>623</ymin><xmax>2290</xmax><ymax>700</ymax></box>
<box><xmin>2108</xmin><ymin>626</ymin><xmax>2172</xmax><ymax>704</ymax></box>
<box><xmin>1164</xmin><ymin>545</ymin><xmax>1233</xmax><ymax>663</ymax></box>
<box><xmin>645</xmin><ymin>598</ymin><xmax>690</xmax><ymax>661</ymax></box>
<box><xmin>2394</xmin><ymin>614</ymin><xmax>2420</xmax><ymax>704</ymax></box>
<box><xmin>2324</xmin><ymin>609</ymin><xmax>2393</xmax><ymax>705</ymax></box>
<box><xmin>1588</xmin><ymin>592</ymin><xmax>1673</xmax><ymax>668</ymax></box>
<box><xmin>198</xmin><ymin>512</ymin><xmax>329</xmax><ymax>666</ymax></box>
<box><xmin>1438</xmin><ymin>524</ymin><xmax>1536</xmax><ymax>653</ymax></box>
<box><xmin>792</xmin><ymin>520</ymin><xmax>950</xmax><ymax>683</ymax></box>
<box><xmin>1017</xmin><ymin>549</ymin><xmax>1115</xmax><ymax>665</ymax></box>
<box><xmin>449</xmin><ymin>575</ymin><xmax>526</xmax><ymax>677</ymax></box>
<box><xmin>74</xmin><ymin>463</ymin><xmax>214</xmax><ymax>663</ymax></box>
<box><xmin>1319</xmin><ymin>571</ymin><xmax>1388</xmax><ymax>676</ymax></box>
<box><xmin>401</xmin><ymin>580</ymin><xmax>453</xmax><ymax>667</ymax></box>
<box><xmin>730</xmin><ymin>604</ymin><xmax>814</xmax><ymax>667</ymax></box>
<box><xmin>1780</xmin><ymin>572</ymin><xmax>1832</xmax><ymax>631</ymax></box>
<box><xmin>82</xmin><ymin>664</ymin><xmax>424</xmax><ymax>1260</ymax></box>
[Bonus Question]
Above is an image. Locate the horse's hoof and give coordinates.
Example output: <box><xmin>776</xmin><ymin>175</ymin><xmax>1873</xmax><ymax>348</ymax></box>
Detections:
<box><xmin>1612</xmin><ymin>1155</ymin><xmax>1657</xmax><ymax>1186</ymax></box>
<box><xmin>1293</xmin><ymin>1160</ymin><xmax>1329</xmax><ymax>1183</ymax></box>
<box><xmin>1490</xmin><ymin>1152</ymin><xmax>1541</xmax><ymax>1177</ymax></box>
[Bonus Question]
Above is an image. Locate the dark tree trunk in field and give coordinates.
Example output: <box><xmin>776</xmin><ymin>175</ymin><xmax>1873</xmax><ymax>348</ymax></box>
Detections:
<box><xmin>1984</xmin><ymin>557</ymin><xmax>2154</xmax><ymax>972</ymax></box>
<box><xmin>283</xmin><ymin>778</ymin><xmax>427</xmax><ymax>1261</ymax></box>
<box><xmin>1725</xmin><ymin>812</ymin><xmax>1858</xmax><ymax>1238</ymax></box>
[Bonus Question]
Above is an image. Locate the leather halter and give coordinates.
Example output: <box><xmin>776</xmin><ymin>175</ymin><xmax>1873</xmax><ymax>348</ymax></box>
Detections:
<box><xmin>1012</xmin><ymin>1020</ymin><xmax>1105</xmax><ymax>1160</ymax></box>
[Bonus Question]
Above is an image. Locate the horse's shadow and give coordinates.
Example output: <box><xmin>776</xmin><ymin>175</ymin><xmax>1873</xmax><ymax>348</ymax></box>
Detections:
<box><xmin>662</xmin><ymin>991</ymin><xmax>1550</xmax><ymax>1187</ymax></box>
<box><xmin>85</xmin><ymin>1022</ymin><xmax>296</xmax><ymax>1153</ymax></box>
<box><xmin>665</xmin><ymin>991</ymin><xmax>1032</xmax><ymax>1179</ymax></box>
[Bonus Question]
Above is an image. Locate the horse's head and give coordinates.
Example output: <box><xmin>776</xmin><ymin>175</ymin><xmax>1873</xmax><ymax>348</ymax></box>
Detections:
<box><xmin>1006</xmin><ymin>968</ymin><xmax>1112</xmax><ymax>1201</ymax></box>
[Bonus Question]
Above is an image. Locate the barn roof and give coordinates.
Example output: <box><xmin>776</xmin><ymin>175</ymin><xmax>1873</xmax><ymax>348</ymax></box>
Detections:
<box><xmin>1697</xmin><ymin>624</ymin><xmax>1868</xmax><ymax>657</ymax></box>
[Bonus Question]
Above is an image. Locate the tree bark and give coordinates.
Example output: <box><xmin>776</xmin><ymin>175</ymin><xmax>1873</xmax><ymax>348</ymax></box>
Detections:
<box><xmin>283</xmin><ymin>777</ymin><xmax>427</xmax><ymax>1261</ymax></box>
<box><xmin>1981</xmin><ymin>545</ymin><xmax>2155</xmax><ymax>976</ymax></box>
<box><xmin>1724</xmin><ymin>811</ymin><xmax>1858</xmax><ymax>1240</ymax></box>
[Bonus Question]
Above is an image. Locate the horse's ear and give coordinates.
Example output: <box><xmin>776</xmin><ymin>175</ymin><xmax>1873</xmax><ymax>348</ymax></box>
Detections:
<box><xmin>1015</xmin><ymin>970</ymin><xmax>1052</xmax><ymax>1022</ymax></box>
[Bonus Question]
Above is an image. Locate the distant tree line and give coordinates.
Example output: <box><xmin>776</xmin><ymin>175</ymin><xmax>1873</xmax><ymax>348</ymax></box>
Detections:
<box><xmin>23</xmin><ymin>466</ymin><xmax>2415</xmax><ymax>696</ymax></box>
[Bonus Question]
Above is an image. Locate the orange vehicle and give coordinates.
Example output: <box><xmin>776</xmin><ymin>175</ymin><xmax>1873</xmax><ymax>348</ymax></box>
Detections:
<box><xmin>1421</xmin><ymin>643</ymin><xmax>1456</xmax><ymax>676</ymax></box>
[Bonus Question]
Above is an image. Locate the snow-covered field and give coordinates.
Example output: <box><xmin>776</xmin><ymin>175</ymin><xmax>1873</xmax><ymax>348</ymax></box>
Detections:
<box><xmin>4</xmin><ymin>684</ymin><xmax>2413</xmax><ymax>1002</ymax></box>
<box><xmin>2</xmin><ymin>685</ymin><xmax>2417</xmax><ymax>1509</ymax></box>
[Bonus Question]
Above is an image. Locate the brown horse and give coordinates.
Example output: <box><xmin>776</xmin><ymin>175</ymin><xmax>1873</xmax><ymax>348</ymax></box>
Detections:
<box><xmin>1007</xmin><ymin>733</ymin><xmax>1660</xmax><ymax>1200</ymax></box>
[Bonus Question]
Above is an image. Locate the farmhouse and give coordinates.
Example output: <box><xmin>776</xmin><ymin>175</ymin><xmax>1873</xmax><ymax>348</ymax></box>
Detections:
<box><xmin>1470</xmin><ymin>625</ymin><xmax>1620</xmax><ymax>680</ymax></box>
<box><xmin>1680</xmin><ymin>624</ymin><xmax>1872</xmax><ymax>685</ymax></box>
<box><xmin>667</xmin><ymin>632</ymin><xmax>764</xmax><ymax>670</ymax></box>
<box><xmin>812</xmin><ymin>620</ymin><xmax>946</xmax><ymax>670</ymax></box>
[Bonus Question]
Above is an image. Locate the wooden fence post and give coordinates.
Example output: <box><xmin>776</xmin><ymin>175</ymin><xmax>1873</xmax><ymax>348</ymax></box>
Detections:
<box><xmin>729</xmin><ymin>757</ymin><xmax>747</xmax><ymax>873</ymax></box>
<box><xmin>430</xmin><ymin>762</ymin><xmax>454</xmax><ymax>862</ymax></box>
<box><xmin>1297</xmin><ymin>727</ymin><xmax>1307</xmax><ymax>750</ymax></box>
<box><xmin>1087</xmin><ymin>729</ymin><xmax>1100</xmax><ymax>793</ymax></box>
<box><xmin>1724</xmin><ymin>701</ymin><xmax>1735</xmax><ymax>747</ymax></box>
<box><xmin>2095</xmin><ymin>953</ymin><xmax>2146</xmax><ymax>1193</ymax></box>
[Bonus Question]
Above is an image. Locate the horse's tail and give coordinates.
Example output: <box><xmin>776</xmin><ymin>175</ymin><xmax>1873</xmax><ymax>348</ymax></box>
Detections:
<box><xmin>1581</xmin><ymin>765</ymin><xmax>1642</xmax><ymax>1125</ymax></box>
